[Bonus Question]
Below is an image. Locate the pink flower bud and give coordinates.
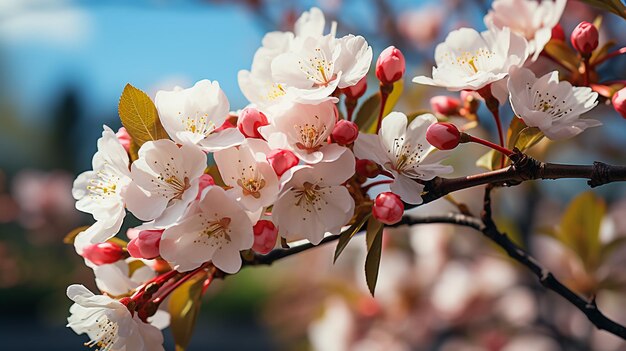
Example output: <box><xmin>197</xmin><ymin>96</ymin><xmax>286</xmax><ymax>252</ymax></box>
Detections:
<box><xmin>612</xmin><ymin>88</ymin><xmax>626</xmax><ymax>119</ymax></box>
<box><xmin>82</xmin><ymin>242</ymin><xmax>125</xmax><ymax>265</ymax></box>
<box><xmin>252</xmin><ymin>220</ymin><xmax>278</xmax><ymax>254</ymax></box>
<box><xmin>551</xmin><ymin>23</ymin><xmax>565</xmax><ymax>41</ymax></box>
<box><xmin>196</xmin><ymin>174</ymin><xmax>215</xmax><ymax>200</ymax></box>
<box><xmin>372</xmin><ymin>192</ymin><xmax>404</xmax><ymax>225</ymax></box>
<box><xmin>376</xmin><ymin>46</ymin><xmax>406</xmax><ymax>85</ymax></box>
<box><xmin>430</xmin><ymin>96</ymin><xmax>461</xmax><ymax>116</ymax></box>
<box><xmin>238</xmin><ymin>107</ymin><xmax>269</xmax><ymax>139</ymax></box>
<box><xmin>116</xmin><ymin>127</ymin><xmax>131</xmax><ymax>153</ymax></box>
<box><xmin>426</xmin><ymin>122</ymin><xmax>461</xmax><ymax>150</ymax></box>
<box><xmin>355</xmin><ymin>159</ymin><xmax>381</xmax><ymax>178</ymax></box>
<box><xmin>342</xmin><ymin>76</ymin><xmax>367</xmax><ymax>100</ymax></box>
<box><xmin>127</xmin><ymin>230</ymin><xmax>163</xmax><ymax>259</ymax></box>
<box><xmin>331</xmin><ymin>120</ymin><xmax>359</xmax><ymax>145</ymax></box>
<box><xmin>571</xmin><ymin>21</ymin><xmax>599</xmax><ymax>55</ymax></box>
<box><xmin>267</xmin><ymin>149</ymin><xmax>299</xmax><ymax>177</ymax></box>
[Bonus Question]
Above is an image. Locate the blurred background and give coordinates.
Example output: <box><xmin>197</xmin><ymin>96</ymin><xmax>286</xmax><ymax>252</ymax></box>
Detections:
<box><xmin>1</xmin><ymin>0</ymin><xmax>626</xmax><ymax>350</ymax></box>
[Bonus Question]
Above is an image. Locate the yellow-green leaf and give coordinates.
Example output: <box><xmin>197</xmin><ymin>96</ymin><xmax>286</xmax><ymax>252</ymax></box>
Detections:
<box><xmin>169</xmin><ymin>272</ymin><xmax>207</xmax><ymax>351</ymax></box>
<box><xmin>544</xmin><ymin>40</ymin><xmax>579</xmax><ymax>72</ymax></box>
<box><xmin>63</xmin><ymin>226</ymin><xmax>90</xmax><ymax>245</ymax></box>
<box><xmin>118</xmin><ymin>84</ymin><xmax>169</xmax><ymax>147</ymax></box>
<box><xmin>578</xmin><ymin>0</ymin><xmax>626</xmax><ymax>21</ymax></box>
<box><xmin>514</xmin><ymin>127</ymin><xmax>544</xmax><ymax>152</ymax></box>
<box><xmin>364</xmin><ymin>217</ymin><xmax>384</xmax><ymax>296</ymax></box>
<box><xmin>476</xmin><ymin>149</ymin><xmax>496</xmax><ymax>171</ymax></box>
<box><xmin>334</xmin><ymin>214</ymin><xmax>371</xmax><ymax>263</ymax></box>
<box><xmin>353</xmin><ymin>80</ymin><xmax>404</xmax><ymax>133</ymax></box>
<box><xmin>559</xmin><ymin>192</ymin><xmax>606</xmax><ymax>271</ymax></box>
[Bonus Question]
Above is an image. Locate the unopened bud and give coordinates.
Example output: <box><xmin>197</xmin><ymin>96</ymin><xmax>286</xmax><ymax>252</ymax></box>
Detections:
<box><xmin>331</xmin><ymin>120</ymin><xmax>359</xmax><ymax>145</ymax></box>
<box><xmin>82</xmin><ymin>242</ymin><xmax>125</xmax><ymax>265</ymax></box>
<box><xmin>612</xmin><ymin>88</ymin><xmax>626</xmax><ymax>119</ymax></box>
<box><xmin>127</xmin><ymin>229</ymin><xmax>163</xmax><ymax>259</ymax></box>
<box><xmin>116</xmin><ymin>127</ymin><xmax>131</xmax><ymax>153</ymax></box>
<box><xmin>376</xmin><ymin>46</ymin><xmax>405</xmax><ymax>85</ymax></box>
<box><xmin>252</xmin><ymin>220</ymin><xmax>278</xmax><ymax>254</ymax></box>
<box><xmin>355</xmin><ymin>159</ymin><xmax>381</xmax><ymax>178</ymax></box>
<box><xmin>430</xmin><ymin>96</ymin><xmax>461</xmax><ymax>116</ymax></box>
<box><xmin>342</xmin><ymin>76</ymin><xmax>367</xmax><ymax>100</ymax></box>
<box><xmin>551</xmin><ymin>23</ymin><xmax>565</xmax><ymax>41</ymax></box>
<box><xmin>238</xmin><ymin>107</ymin><xmax>269</xmax><ymax>139</ymax></box>
<box><xmin>372</xmin><ymin>192</ymin><xmax>404</xmax><ymax>225</ymax></box>
<box><xmin>426</xmin><ymin>122</ymin><xmax>461</xmax><ymax>150</ymax></box>
<box><xmin>571</xmin><ymin>21</ymin><xmax>599</xmax><ymax>55</ymax></box>
<box><xmin>196</xmin><ymin>174</ymin><xmax>215</xmax><ymax>200</ymax></box>
<box><xmin>266</xmin><ymin>149</ymin><xmax>299</xmax><ymax>177</ymax></box>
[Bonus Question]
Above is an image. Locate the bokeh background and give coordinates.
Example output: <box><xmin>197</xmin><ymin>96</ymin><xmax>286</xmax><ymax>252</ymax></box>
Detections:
<box><xmin>1</xmin><ymin>0</ymin><xmax>626</xmax><ymax>350</ymax></box>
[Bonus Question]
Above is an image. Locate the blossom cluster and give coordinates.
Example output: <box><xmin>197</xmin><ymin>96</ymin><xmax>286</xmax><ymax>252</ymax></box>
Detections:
<box><xmin>64</xmin><ymin>1</ymin><xmax>626</xmax><ymax>350</ymax></box>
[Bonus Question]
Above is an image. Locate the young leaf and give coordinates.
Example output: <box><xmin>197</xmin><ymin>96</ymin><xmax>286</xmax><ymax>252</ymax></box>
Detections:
<box><xmin>476</xmin><ymin>149</ymin><xmax>496</xmax><ymax>171</ymax></box>
<box><xmin>364</xmin><ymin>217</ymin><xmax>384</xmax><ymax>296</ymax></box>
<box><xmin>543</xmin><ymin>40</ymin><xmax>580</xmax><ymax>72</ymax></box>
<box><xmin>169</xmin><ymin>272</ymin><xmax>207</xmax><ymax>351</ymax></box>
<box><xmin>334</xmin><ymin>214</ymin><xmax>371</xmax><ymax>263</ymax></box>
<box><xmin>559</xmin><ymin>192</ymin><xmax>606</xmax><ymax>271</ymax></box>
<box><xmin>63</xmin><ymin>226</ymin><xmax>90</xmax><ymax>244</ymax></box>
<box><xmin>118</xmin><ymin>84</ymin><xmax>169</xmax><ymax>147</ymax></box>
<box><xmin>578</xmin><ymin>0</ymin><xmax>626</xmax><ymax>21</ymax></box>
<box><xmin>353</xmin><ymin>80</ymin><xmax>404</xmax><ymax>133</ymax></box>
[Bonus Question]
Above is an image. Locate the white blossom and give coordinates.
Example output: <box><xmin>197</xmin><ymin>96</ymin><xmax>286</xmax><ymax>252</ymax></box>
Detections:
<box><xmin>412</xmin><ymin>27</ymin><xmax>529</xmax><ymax>92</ymax></box>
<box><xmin>72</xmin><ymin>125</ymin><xmax>131</xmax><ymax>253</ymax></box>
<box><xmin>125</xmin><ymin>140</ymin><xmax>207</xmax><ymax>226</ymax></box>
<box><xmin>354</xmin><ymin>112</ymin><xmax>453</xmax><ymax>204</ymax></box>
<box><xmin>66</xmin><ymin>284</ymin><xmax>164</xmax><ymax>351</ymax></box>
<box><xmin>156</xmin><ymin>79</ymin><xmax>244</xmax><ymax>152</ymax></box>
<box><xmin>485</xmin><ymin>0</ymin><xmax>566</xmax><ymax>61</ymax></box>
<box><xmin>260</xmin><ymin>100</ymin><xmax>340</xmax><ymax>164</ymax></box>
<box><xmin>214</xmin><ymin>138</ymin><xmax>280</xmax><ymax>212</ymax></box>
<box><xmin>508</xmin><ymin>67</ymin><xmax>600</xmax><ymax>140</ymax></box>
<box><xmin>272</xmin><ymin>147</ymin><xmax>355</xmax><ymax>245</ymax></box>
<box><xmin>160</xmin><ymin>186</ymin><xmax>254</xmax><ymax>273</ymax></box>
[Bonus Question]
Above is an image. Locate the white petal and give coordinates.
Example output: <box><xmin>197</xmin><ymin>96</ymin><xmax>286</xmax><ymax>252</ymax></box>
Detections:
<box><xmin>389</xmin><ymin>174</ymin><xmax>425</xmax><ymax>205</ymax></box>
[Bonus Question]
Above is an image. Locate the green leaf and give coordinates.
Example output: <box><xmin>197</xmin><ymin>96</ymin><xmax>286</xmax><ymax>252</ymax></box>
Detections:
<box><xmin>353</xmin><ymin>80</ymin><xmax>404</xmax><ymax>133</ymax></box>
<box><xmin>118</xmin><ymin>84</ymin><xmax>169</xmax><ymax>147</ymax></box>
<box><xmin>364</xmin><ymin>218</ymin><xmax>384</xmax><ymax>296</ymax></box>
<box><xmin>559</xmin><ymin>192</ymin><xmax>606</xmax><ymax>270</ymax></box>
<box><xmin>334</xmin><ymin>214</ymin><xmax>371</xmax><ymax>263</ymax></box>
<box><xmin>169</xmin><ymin>272</ymin><xmax>207</xmax><ymax>351</ymax></box>
<box><xmin>514</xmin><ymin>127</ymin><xmax>544</xmax><ymax>152</ymax></box>
<box><xmin>543</xmin><ymin>40</ymin><xmax>579</xmax><ymax>72</ymax></box>
<box><xmin>476</xmin><ymin>149</ymin><xmax>496</xmax><ymax>171</ymax></box>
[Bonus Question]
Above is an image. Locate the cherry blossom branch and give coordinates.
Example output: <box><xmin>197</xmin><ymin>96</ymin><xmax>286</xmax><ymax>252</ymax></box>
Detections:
<box><xmin>479</xmin><ymin>185</ymin><xmax>626</xmax><ymax>340</ymax></box>
<box><xmin>419</xmin><ymin>152</ymin><xmax>626</xmax><ymax>206</ymax></box>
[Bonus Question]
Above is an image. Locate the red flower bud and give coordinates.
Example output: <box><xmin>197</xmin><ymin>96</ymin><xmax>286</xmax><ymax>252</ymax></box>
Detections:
<box><xmin>252</xmin><ymin>220</ymin><xmax>278</xmax><ymax>254</ymax></box>
<box><xmin>196</xmin><ymin>174</ymin><xmax>215</xmax><ymax>200</ymax></box>
<box><xmin>426</xmin><ymin>122</ymin><xmax>461</xmax><ymax>150</ymax></box>
<box><xmin>430</xmin><ymin>96</ymin><xmax>461</xmax><ymax>116</ymax></box>
<box><xmin>571</xmin><ymin>21</ymin><xmax>599</xmax><ymax>55</ymax></box>
<box><xmin>372</xmin><ymin>192</ymin><xmax>404</xmax><ymax>225</ymax></box>
<box><xmin>342</xmin><ymin>76</ymin><xmax>367</xmax><ymax>100</ymax></box>
<box><xmin>331</xmin><ymin>120</ymin><xmax>359</xmax><ymax>145</ymax></box>
<box><xmin>238</xmin><ymin>107</ymin><xmax>269</xmax><ymax>139</ymax></box>
<box><xmin>82</xmin><ymin>242</ymin><xmax>125</xmax><ymax>265</ymax></box>
<box><xmin>551</xmin><ymin>23</ymin><xmax>565</xmax><ymax>41</ymax></box>
<box><xmin>355</xmin><ymin>159</ymin><xmax>381</xmax><ymax>178</ymax></box>
<box><xmin>127</xmin><ymin>230</ymin><xmax>163</xmax><ymax>259</ymax></box>
<box><xmin>116</xmin><ymin>127</ymin><xmax>131</xmax><ymax>153</ymax></box>
<box><xmin>612</xmin><ymin>88</ymin><xmax>626</xmax><ymax>119</ymax></box>
<box><xmin>266</xmin><ymin>149</ymin><xmax>299</xmax><ymax>177</ymax></box>
<box><xmin>375</xmin><ymin>46</ymin><xmax>406</xmax><ymax>85</ymax></box>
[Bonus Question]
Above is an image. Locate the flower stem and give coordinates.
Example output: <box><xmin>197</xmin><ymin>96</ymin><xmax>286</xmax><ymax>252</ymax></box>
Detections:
<box><xmin>466</xmin><ymin>134</ymin><xmax>514</xmax><ymax>157</ymax></box>
<box><xmin>376</xmin><ymin>83</ymin><xmax>393</xmax><ymax>133</ymax></box>
<box><xmin>362</xmin><ymin>180</ymin><xmax>393</xmax><ymax>192</ymax></box>
<box><xmin>477</xmin><ymin>86</ymin><xmax>505</xmax><ymax>168</ymax></box>
<box><xmin>591</xmin><ymin>47</ymin><xmax>626</xmax><ymax>67</ymax></box>
<box><xmin>345</xmin><ymin>97</ymin><xmax>357</xmax><ymax>122</ymax></box>
<box><xmin>583</xmin><ymin>56</ymin><xmax>591</xmax><ymax>86</ymax></box>
<box><xmin>152</xmin><ymin>263</ymin><xmax>212</xmax><ymax>305</ymax></box>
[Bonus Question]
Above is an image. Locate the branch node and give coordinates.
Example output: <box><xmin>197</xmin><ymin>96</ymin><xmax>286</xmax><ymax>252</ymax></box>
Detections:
<box><xmin>509</xmin><ymin>149</ymin><xmax>542</xmax><ymax>182</ymax></box>
<box><xmin>588</xmin><ymin>161</ymin><xmax>612</xmax><ymax>188</ymax></box>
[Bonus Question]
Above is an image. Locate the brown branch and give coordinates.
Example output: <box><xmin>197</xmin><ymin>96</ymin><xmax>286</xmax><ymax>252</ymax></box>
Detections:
<box><xmin>479</xmin><ymin>185</ymin><xmax>626</xmax><ymax>340</ymax></box>
<box><xmin>419</xmin><ymin>152</ymin><xmax>626</xmax><ymax>207</ymax></box>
